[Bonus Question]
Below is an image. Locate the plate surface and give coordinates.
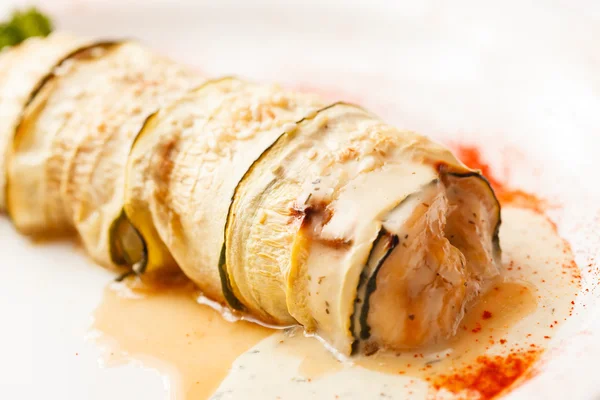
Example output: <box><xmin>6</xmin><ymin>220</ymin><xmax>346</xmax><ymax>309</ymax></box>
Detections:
<box><xmin>1</xmin><ymin>1</ymin><xmax>600</xmax><ymax>399</ymax></box>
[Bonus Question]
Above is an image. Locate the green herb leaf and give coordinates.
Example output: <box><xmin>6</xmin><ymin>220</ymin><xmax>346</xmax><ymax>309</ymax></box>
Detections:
<box><xmin>0</xmin><ymin>8</ymin><xmax>53</xmax><ymax>51</ymax></box>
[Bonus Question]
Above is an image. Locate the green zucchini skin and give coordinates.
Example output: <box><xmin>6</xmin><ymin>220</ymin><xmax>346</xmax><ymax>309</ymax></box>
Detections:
<box><xmin>349</xmin><ymin>227</ymin><xmax>386</xmax><ymax>354</ymax></box>
<box><xmin>114</xmin><ymin>232</ymin><xmax>148</xmax><ymax>282</ymax></box>
<box><xmin>349</xmin><ymin>187</ymin><xmax>427</xmax><ymax>350</ymax></box>
<box><xmin>218</xmin><ymin>134</ymin><xmax>282</xmax><ymax>311</ymax></box>
<box><xmin>447</xmin><ymin>171</ymin><xmax>502</xmax><ymax>258</ymax></box>
<box><xmin>358</xmin><ymin>233</ymin><xmax>399</xmax><ymax>340</ymax></box>
<box><xmin>108</xmin><ymin>209</ymin><xmax>133</xmax><ymax>267</ymax></box>
<box><xmin>110</xmin><ymin>111</ymin><xmax>158</xmax><ymax>272</ymax></box>
<box><xmin>217</xmin><ymin>244</ymin><xmax>246</xmax><ymax>311</ymax></box>
<box><xmin>16</xmin><ymin>41</ymin><xmax>119</xmax><ymax>126</ymax></box>
<box><xmin>108</xmin><ymin>208</ymin><xmax>146</xmax><ymax>275</ymax></box>
<box><xmin>219</xmin><ymin>103</ymin><xmax>339</xmax><ymax>311</ymax></box>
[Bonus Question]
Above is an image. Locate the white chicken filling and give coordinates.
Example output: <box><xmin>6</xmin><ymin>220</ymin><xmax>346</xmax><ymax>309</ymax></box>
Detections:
<box><xmin>358</xmin><ymin>176</ymin><xmax>500</xmax><ymax>352</ymax></box>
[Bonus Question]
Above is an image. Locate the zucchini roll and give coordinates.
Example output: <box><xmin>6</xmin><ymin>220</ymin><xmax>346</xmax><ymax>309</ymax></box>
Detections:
<box><xmin>7</xmin><ymin>41</ymin><xmax>201</xmax><ymax>268</ymax></box>
<box><xmin>123</xmin><ymin>83</ymin><xmax>501</xmax><ymax>354</ymax></box>
<box><xmin>0</xmin><ymin>33</ymin><xmax>85</xmax><ymax>211</ymax></box>
<box><xmin>4</xmin><ymin>35</ymin><xmax>502</xmax><ymax>356</ymax></box>
<box><xmin>227</xmin><ymin>103</ymin><xmax>501</xmax><ymax>354</ymax></box>
<box><xmin>122</xmin><ymin>77</ymin><xmax>325</xmax><ymax>300</ymax></box>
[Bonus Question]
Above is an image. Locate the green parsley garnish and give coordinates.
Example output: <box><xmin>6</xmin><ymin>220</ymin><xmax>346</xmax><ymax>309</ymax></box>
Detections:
<box><xmin>0</xmin><ymin>8</ymin><xmax>53</xmax><ymax>51</ymax></box>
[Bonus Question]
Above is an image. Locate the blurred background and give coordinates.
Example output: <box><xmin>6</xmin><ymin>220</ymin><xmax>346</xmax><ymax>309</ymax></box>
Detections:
<box><xmin>3</xmin><ymin>0</ymin><xmax>596</xmax><ymax>179</ymax></box>
<box><xmin>2</xmin><ymin>0</ymin><xmax>600</xmax><ymax>219</ymax></box>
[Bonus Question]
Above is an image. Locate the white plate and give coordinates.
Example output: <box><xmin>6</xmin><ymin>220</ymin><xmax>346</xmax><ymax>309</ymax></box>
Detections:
<box><xmin>1</xmin><ymin>1</ymin><xmax>600</xmax><ymax>399</ymax></box>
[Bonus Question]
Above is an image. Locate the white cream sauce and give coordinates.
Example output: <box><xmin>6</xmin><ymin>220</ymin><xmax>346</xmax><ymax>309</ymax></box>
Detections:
<box><xmin>91</xmin><ymin>206</ymin><xmax>580</xmax><ymax>399</ymax></box>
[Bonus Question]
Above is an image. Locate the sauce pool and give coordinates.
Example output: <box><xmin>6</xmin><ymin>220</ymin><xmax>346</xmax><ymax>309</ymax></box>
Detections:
<box><xmin>86</xmin><ymin>138</ymin><xmax>580</xmax><ymax>400</ymax></box>
<box><xmin>90</xmin><ymin>206</ymin><xmax>579</xmax><ymax>399</ymax></box>
<box><xmin>92</xmin><ymin>278</ymin><xmax>271</xmax><ymax>399</ymax></box>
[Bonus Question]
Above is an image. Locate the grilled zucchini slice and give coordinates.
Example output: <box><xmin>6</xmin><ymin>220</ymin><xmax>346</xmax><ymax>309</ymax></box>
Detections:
<box><xmin>0</xmin><ymin>33</ymin><xmax>85</xmax><ymax>211</ymax></box>
<box><xmin>4</xmin><ymin>34</ymin><xmax>502</xmax><ymax>356</ymax></box>
<box><xmin>227</xmin><ymin>103</ymin><xmax>501</xmax><ymax>354</ymax></box>
<box><xmin>7</xmin><ymin>40</ymin><xmax>200</xmax><ymax>269</ymax></box>
<box><xmin>121</xmin><ymin>77</ymin><xmax>323</xmax><ymax>307</ymax></box>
